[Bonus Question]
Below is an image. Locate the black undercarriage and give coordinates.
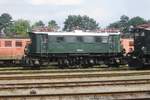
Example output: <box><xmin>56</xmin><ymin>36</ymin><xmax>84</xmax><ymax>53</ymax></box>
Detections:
<box><xmin>23</xmin><ymin>53</ymin><xmax>124</xmax><ymax>68</ymax></box>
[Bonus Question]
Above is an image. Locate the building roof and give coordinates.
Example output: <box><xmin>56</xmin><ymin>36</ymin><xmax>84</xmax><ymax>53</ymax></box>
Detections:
<box><xmin>96</xmin><ymin>28</ymin><xmax>120</xmax><ymax>33</ymax></box>
<box><xmin>136</xmin><ymin>23</ymin><xmax>150</xmax><ymax>31</ymax></box>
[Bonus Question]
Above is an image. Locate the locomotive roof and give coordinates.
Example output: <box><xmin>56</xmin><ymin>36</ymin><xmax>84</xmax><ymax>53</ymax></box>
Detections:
<box><xmin>33</xmin><ymin>30</ymin><xmax>120</xmax><ymax>36</ymax></box>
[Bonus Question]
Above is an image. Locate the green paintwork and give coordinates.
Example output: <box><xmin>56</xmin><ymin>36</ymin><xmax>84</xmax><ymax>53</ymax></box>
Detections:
<box><xmin>28</xmin><ymin>32</ymin><xmax>121</xmax><ymax>55</ymax></box>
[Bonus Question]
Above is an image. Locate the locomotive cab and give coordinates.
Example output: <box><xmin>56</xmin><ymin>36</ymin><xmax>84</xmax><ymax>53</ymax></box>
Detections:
<box><xmin>22</xmin><ymin>32</ymin><xmax>49</xmax><ymax>67</ymax></box>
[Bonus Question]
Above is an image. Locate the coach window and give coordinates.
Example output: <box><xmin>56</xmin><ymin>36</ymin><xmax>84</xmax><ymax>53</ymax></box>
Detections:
<box><xmin>56</xmin><ymin>37</ymin><xmax>64</xmax><ymax>42</ymax></box>
<box><xmin>16</xmin><ymin>41</ymin><xmax>22</xmax><ymax>47</ymax></box>
<box><xmin>5</xmin><ymin>41</ymin><xmax>12</xmax><ymax>47</ymax></box>
<box><xmin>76</xmin><ymin>36</ymin><xmax>83</xmax><ymax>42</ymax></box>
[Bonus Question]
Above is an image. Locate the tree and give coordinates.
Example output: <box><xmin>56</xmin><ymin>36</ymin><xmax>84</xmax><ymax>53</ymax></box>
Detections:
<box><xmin>63</xmin><ymin>15</ymin><xmax>99</xmax><ymax>31</ymax></box>
<box><xmin>48</xmin><ymin>20</ymin><xmax>59</xmax><ymax>31</ymax></box>
<box><xmin>108</xmin><ymin>15</ymin><xmax>147</xmax><ymax>34</ymax></box>
<box><xmin>119</xmin><ymin>15</ymin><xmax>129</xmax><ymax>32</ymax></box>
<box><xmin>4</xmin><ymin>22</ymin><xmax>16</xmax><ymax>37</ymax></box>
<box><xmin>0</xmin><ymin>13</ymin><xmax>12</xmax><ymax>35</ymax></box>
<box><xmin>128</xmin><ymin>16</ymin><xmax>146</xmax><ymax>27</ymax></box>
<box><xmin>32</xmin><ymin>20</ymin><xmax>45</xmax><ymax>28</ymax></box>
<box><xmin>107</xmin><ymin>21</ymin><xmax>120</xmax><ymax>29</ymax></box>
<box><xmin>107</xmin><ymin>15</ymin><xmax>148</xmax><ymax>38</ymax></box>
<box><xmin>6</xmin><ymin>19</ymin><xmax>31</xmax><ymax>37</ymax></box>
<box><xmin>120</xmin><ymin>15</ymin><xmax>129</xmax><ymax>25</ymax></box>
<box><xmin>108</xmin><ymin>15</ymin><xmax>129</xmax><ymax>32</ymax></box>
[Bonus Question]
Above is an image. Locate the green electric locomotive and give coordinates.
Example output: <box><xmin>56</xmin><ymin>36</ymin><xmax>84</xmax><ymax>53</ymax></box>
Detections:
<box><xmin>24</xmin><ymin>30</ymin><xmax>122</xmax><ymax>68</ymax></box>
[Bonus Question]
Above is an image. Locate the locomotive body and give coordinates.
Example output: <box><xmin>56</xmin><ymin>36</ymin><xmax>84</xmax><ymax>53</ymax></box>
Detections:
<box><xmin>25</xmin><ymin>30</ymin><xmax>123</xmax><ymax>68</ymax></box>
<box><xmin>128</xmin><ymin>24</ymin><xmax>150</xmax><ymax>68</ymax></box>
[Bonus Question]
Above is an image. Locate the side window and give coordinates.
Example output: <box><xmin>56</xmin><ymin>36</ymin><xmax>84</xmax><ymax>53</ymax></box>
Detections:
<box><xmin>0</xmin><ymin>41</ymin><xmax>1</xmax><ymax>47</ymax></box>
<box><xmin>5</xmin><ymin>41</ymin><xmax>12</xmax><ymax>47</ymax></box>
<box><xmin>101</xmin><ymin>36</ymin><xmax>108</xmax><ymax>43</ymax></box>
<box><xmin>15</xmin><ymin>41</ymin><xmax>22</xmax><ymax>47</ymax></box>
<box><xmin>95</xmin><ymin>37</ymin><xmax>102</xmax><ymax>43</ymax></box>
<box><xmin>84</xmin><ymin>36</ymin><xmax>94</xmax><ymax>43</ymax></box>
<box><xmin>42</xmin><ymin>35</ymin><xmax>48</xmax><ymax>43</ymax></box>
<box><xmin>141</xmin><ymin>32</ymin><xmax>145</xmax><ymax>36</ymax></box>
<box><xmin>108</xmin><ymin>36</ymin><xmax>112</xmax><ymax>43</ymax></box>
<box><xmin>57</xmin><ymin>37</ymin><xmax>64</xmax><ymax>42</ymax></box>
<box><xmin>76</xmin><ymin>36</ymin><xmax>83</xmax><ymax>42</ymax></box>
<box><xmin>49</xmin><ymin>36</ymin><xmax>56</xmax><ymax>42</ymax></box>
<box><xmin>65</xmin><ymin>36</ymin><xmax>76</xmax><ymax>43</ymax></box>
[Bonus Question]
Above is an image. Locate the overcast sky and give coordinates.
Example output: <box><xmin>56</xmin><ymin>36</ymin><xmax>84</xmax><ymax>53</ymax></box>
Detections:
<box><xmin>0</xmin><ymin>0</ymin><xmax>150</xmax><ymax>28</ymax></box>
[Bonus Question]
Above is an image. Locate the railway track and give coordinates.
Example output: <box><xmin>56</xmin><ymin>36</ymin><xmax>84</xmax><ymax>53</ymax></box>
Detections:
<box><xmin>0</xmin><ymin>80</ymin><xmax>150</xmax><ymax>99</ymax></box>
<box><xmin>0</xmin><ymin>66</ymin><xmax>128</xmax><ymax>73</ymax></box>
<box><xmin>1</xmin><ymin>90</ymin><xmax>150</xmax><ymax>100</ymax></box>
<box><xmin>0</xmin><ymin>70</ymin><xmax>149</xmax><ymax>80</ymax></box>
<box><xmin>0</xmin><ymin>78</ymin><xmax>150</xmax><ymax>89</ymax></box>
<box><xmin>0</xmin><ymin>69</ymin><xmax>149</xmax><ymax>99</ymax></box>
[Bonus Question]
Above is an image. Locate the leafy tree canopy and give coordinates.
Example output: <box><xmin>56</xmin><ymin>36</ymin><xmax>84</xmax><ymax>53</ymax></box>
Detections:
<box><xmin>0</xmin><ymin>13</ymin><xmax>12</xmax><ymax>35</ymax></box>
<box><xmin>48</xmin><ymin>20</ymin><xmax>59</xmax><ymax>31</ymax></box>
<box><xmin>128</xmin><ymin>16</ymin><xmax>146</xmax><ymax>27</ymax></box>
<box><xmin>108</xmin><ymin>15</ymin><xmax>147</xmax><ymax>33</ymax></box>
<box><xmin>5</xmin><ymin>19</ymin><xmax>31</xmax><ymax>37</ymax></box>
<box><xmin>63</xmin><ymin>15</ymin><xmax>99</xmax><ymax>32</ymax></box>
<box><xmin>32</xmin><ymin>20</ymin><xmax>45</xmax><ymax>28</ymax></box>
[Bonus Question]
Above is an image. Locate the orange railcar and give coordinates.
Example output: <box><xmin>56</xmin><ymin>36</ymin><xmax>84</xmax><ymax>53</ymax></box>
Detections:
<box><xmin>0</xmin><ymin>38</ymin><xmax>30</xmax><ymax>65</ymax></box>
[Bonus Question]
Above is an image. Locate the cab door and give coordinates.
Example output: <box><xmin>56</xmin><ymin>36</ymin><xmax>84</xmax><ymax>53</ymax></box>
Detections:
<box><xmin>40</xmin><ymin>34</ymin><xmax>48</xmax><ymax>56</ymax></box>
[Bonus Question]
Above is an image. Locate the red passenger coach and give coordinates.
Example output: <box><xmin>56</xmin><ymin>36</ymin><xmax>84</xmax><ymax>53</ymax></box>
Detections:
<box><xmin>0</xmin><ymin>38</ymin><xmax>30</xmax><ymax>66</ymax></box>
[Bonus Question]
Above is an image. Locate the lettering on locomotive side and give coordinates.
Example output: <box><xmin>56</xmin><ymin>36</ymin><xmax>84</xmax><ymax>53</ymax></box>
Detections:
<box><xmin>76</xmin><ymin>49</ymin><xmax>84</xmax><ymax>52</ymax></box>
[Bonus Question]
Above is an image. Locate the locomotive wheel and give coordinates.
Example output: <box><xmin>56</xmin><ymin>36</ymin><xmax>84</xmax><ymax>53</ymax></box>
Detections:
<box><xmin>22</xmin><ymin>56</ymin><xmax>36</xmax><ymax>68</ymax></box>
<box><xmin>108</xmin><ymin>58</ymin><xmax>120</xmax><ymax>67</ymax></box>
<box><xmin>107</xmin><ymin>61</ymin><xmax>119</xmax><ymax>67</ymax></box>
<box><xmin>58</xmin><ymin>59</ymin><xmax>70</xmax><ymax>69</ymax></box>
<box><xmin>82</xmin><ymin>59</ymin><xmax>93</xmax><ymax>68</ymax></box>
